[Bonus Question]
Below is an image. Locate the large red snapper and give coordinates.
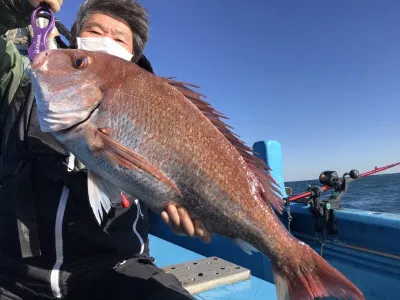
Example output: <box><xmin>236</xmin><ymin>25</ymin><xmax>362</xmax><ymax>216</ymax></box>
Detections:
<box><xmin>27</xmin><ymin>49</ymin><xmax>364</xmax><ymax>300</ymax></box>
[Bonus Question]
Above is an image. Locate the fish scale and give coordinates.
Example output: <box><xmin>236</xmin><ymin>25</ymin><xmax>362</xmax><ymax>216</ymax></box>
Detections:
<box><xmin>27</xmin><ymin>49</ymin><xmax>365</xmax><ymax>300</ymax></box>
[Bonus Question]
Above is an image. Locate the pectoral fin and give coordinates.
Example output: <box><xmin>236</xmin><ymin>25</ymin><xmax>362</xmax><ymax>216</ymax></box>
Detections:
<box><xmin>88</xmin><ymin>171</ymin><xmax>123</xmax><ymax>224</ymax></box>
<box><xmin>88</xmin><ymin>128</ymin><xmax>182</xmax><ymax>198</ymax></box>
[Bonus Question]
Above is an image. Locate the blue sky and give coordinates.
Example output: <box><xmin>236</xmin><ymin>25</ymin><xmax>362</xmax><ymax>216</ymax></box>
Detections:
<box><xmin>57</xmin><ymin>0</ymin><xmax>400</xmax><ymax>181</ymax></box>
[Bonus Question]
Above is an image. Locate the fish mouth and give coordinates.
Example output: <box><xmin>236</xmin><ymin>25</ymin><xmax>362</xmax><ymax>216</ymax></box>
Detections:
<box><xmin>37</xmin><ymin>94</ymin><xmax>102</xmax><ymax>134</ymax></box>
<box><xmin>25</xmin><ymin>63</ymin><xmax>41</xmax><ymax>89</ymax></box>
<box><xmin>31</xmin><ymin>50</ymin><xmax>49</xmax><ymax>70</ymax></box>
<box><xmin>26</xmin><ymin>65</ymin><xmax>102</xmax><ymax>133</ymax></box>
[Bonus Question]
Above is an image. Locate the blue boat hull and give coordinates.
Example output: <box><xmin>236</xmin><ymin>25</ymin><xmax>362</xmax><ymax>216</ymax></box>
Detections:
<box><xmin>149</xmin><ymin>140</ymin><xmax>400</xmax><ymax>300</ymax></box>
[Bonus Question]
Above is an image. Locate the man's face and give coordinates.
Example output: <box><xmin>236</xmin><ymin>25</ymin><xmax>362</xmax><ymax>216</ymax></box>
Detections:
<box><xmin>79</xmin><ymin>13</ymin><xmax>134</xmax><ymax>55</ymax></box>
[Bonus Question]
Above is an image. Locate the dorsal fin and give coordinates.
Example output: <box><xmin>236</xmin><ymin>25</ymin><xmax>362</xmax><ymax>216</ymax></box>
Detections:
<box><xmin>164</xmin><ymin>77</ymin><xmax>284</xmax><ymax>213</ymax></box>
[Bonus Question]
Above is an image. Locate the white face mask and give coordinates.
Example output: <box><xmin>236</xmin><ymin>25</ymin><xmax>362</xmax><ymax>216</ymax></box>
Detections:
<box><xmin>76</xmin><ymin>36</ymin><xmax>134</xmax><ymax>61</ymax></box>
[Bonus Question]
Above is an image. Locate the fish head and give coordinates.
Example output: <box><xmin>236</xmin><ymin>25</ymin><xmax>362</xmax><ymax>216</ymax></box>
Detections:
<box><xmin>27</xmin><ymin>49</ymin><xmax>112</xmax><ymax>132</ymax></box>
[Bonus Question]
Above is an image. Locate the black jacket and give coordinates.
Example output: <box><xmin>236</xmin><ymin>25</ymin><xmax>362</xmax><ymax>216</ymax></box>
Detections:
<box><xmin>0</xmin><ymin>2</ymin><xmax>155</xmax><ymax>298</ymax></box>
<box><xmin>0</xmin><ymin>72</ymin><xmax>154</xmax><ymax>299</ymax></box>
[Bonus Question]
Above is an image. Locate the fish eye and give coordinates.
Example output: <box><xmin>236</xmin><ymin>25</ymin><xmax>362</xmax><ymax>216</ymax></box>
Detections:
<box><xmin>73</xmin><ymin>57</ymin><xmax>89</xmax><ymax>69</ymax></box>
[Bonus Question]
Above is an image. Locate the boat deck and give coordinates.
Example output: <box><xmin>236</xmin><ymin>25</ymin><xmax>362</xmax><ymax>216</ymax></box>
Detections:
<box><xmin>150</xmin><ymin>235</ymin><xmax>277</xmax><ymax>300</ymax></box>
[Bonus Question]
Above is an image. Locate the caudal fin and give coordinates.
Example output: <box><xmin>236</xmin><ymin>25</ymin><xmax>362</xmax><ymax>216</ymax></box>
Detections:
<box><xmin>272</xmin><ymin>244</ymin><xmax>365</xmax><ymax>300</ymax></box>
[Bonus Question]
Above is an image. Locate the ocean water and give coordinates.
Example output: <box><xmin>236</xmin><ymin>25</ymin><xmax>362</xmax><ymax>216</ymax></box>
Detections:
<box><xmin>286</xmin><ymin>172</ymin><xmax>400</xmax><ymax>214</ymax></box>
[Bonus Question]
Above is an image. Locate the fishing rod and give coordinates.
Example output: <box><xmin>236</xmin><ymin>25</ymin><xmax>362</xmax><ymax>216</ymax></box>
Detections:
<box><xmin>285</xmin><ymin>161</ymin><xmax>400</xmax><ymax>203</ymax></box>
<box><xmin>282</xmin><ymin>161</ymin><xmax>399</xmax><ymax>235</ymax></box>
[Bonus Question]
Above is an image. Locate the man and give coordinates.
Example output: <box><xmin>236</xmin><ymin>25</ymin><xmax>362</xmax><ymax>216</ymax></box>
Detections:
<box><xmin>0</xmin><ymin>0</ymin><xmax>210</xmax><ymax>299</ymax></box>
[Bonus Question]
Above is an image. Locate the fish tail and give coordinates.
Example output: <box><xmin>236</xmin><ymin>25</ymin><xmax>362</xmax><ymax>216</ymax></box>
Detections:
<box><xmin>271</xmin><ymin>244</ymin><xmax>365</xmax><ymax>300</ymax></box>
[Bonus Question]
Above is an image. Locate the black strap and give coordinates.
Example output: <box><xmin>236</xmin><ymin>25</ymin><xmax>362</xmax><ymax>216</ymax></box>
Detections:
<box><xmin>3</xmin><ymin>161</ymin><xmax>42</xmax><ymax>258</ymax></box>
<box><xmin>0</xmin><ymin>157</ymin><xmax>24</xmax><ymax>180</ymax></box>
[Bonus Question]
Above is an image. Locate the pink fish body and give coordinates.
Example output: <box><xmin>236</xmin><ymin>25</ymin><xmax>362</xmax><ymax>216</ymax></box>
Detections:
<box><xmin>27</xmin><ymin>49</ymin><xmax>365</xmax><ymax>300</ymax></box>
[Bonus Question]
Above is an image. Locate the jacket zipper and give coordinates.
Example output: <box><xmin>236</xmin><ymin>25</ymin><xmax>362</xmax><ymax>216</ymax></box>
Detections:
<box><xmin>50</xmin><ymin>154</ymin><xmax>74</xmax><ymax>298</ymax></box>
<box><xmin>133</xmin><ymin>199</ymin><xmax>145</xmax><ymax>255</ymax></box>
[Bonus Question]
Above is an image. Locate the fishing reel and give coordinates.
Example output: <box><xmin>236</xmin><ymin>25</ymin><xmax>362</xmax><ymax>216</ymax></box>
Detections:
<box><xmin>310</xmin><ymin>169</ymin><xmax>360</xmax><ymax>235</ymax></box>
<box><xmin>319</xmin><ymin>169</ymin><xmax>359</xmax><ymax>192</ymax></box>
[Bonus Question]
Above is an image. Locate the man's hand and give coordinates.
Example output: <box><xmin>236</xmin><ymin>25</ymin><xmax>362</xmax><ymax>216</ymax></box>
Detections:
<box><xmin>29</xmin><ymin>0</ymin><xmax>63</xmax><ymax>12</ymax></box>
<box><xmin>161</xmin><ymin>204</ymin><xmax>211</xmax><ymax>243</ymax></box>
